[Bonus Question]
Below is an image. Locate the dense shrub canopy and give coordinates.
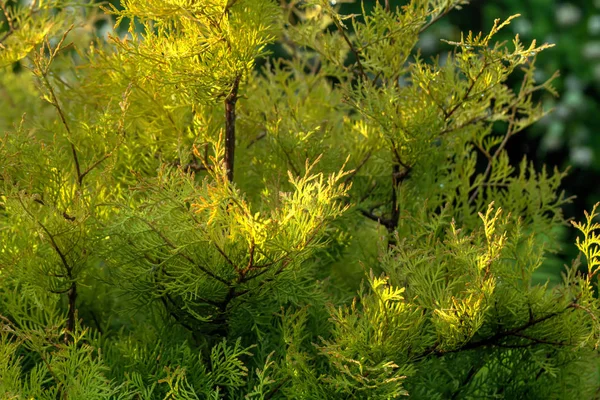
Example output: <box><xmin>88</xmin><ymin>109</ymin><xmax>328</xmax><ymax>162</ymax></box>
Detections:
<box><xmin>0</xmin><ymin>0</ymin><xmax>599</xmax><ymax>398</ymax></box>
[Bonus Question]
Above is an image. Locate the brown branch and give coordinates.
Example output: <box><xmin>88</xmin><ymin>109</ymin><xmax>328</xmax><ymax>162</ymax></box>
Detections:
<box><xmin>18</xmin><ymin>196</ymin><xmax>70</xmax><ymax>274</ymax></box>
<box><xmin>242</xmin><ymin>241</ymin><xmax>255</xmax><ymax>275</ymax></box>
<box><xmin>330</xmin><ymin>12</ymin><xmax>368</xmax><ymax>81</ymax></box>
<box><xmin>461</xmin><ymin>311</ymin><xmax>563</xmax><ymax>351</ymax></box>
<box><xmin>224</xmin><ymin>0</ymin><xmax>239</xmax><ymax>13</ymax></box>
<box><xmin>70</xmin><ymin>144</ymin><xmax>82</xmax><ymax>185</ymax></box>
<box><xmin>65</xmin><ymin>283</ymin><xmax>77</xmax><ymax>344</ymax></box>
<box><xmin>151</xmin><ymin>259</ymin><xmax>224</xmax><ymax>333</ymax></box>
<box><xmin>389</xmin><ymin>164</ymin><xmax>400</xmax><ymax>237</ymax></box>
<box><xmin>49</xmin><ymin>287</ymin><xmax>71</xmax><ymax>294</ymax></box>
<box><xmin>359</xmin><ymin>208</ymin><xmax>395</xmax><ymax>230</ymax></box>
<box><xmin>224</xmin><ymin>75</ymin><xmax>241</xmax><ymax>182</ymax></box>
<box><xmin>416</xmin><ymin>302</ymin><xmax>580</xmax><ymax>362</ymax></box>
<box><xmin>512</xmin><ymin>332</ymin><xmax>569</xmax><ymax>347</ymax></box>
<box><xmin>166</xmin><ymin>156</ymin><xmax>211</xmax><ymax>173</ymax></box>
<box><xmin>356</xmin><ymin>139</ymin><xmax>410</xmax><ymax>236</ymax></box>
<box><xmin>389</xmin><ymin>138</ymin><xmax>410</xmax><ymax>169</ymax></box>
<box><xmin>37</xmin><ymin>28</ymin><xmax>85</xmax><ymax>187</ymax></box>
<box><xmin>193</xmin><ymin>219</ymin><xmax>327</xmax><ymax>335</ymax></box>
<box><xmin>181</xmin><ymin>161</ymin><xmax>208</xmax><ymax>172</ymax></box>
<box><xmin>245</xmin><ymin>248</ymin><xmax>292</xmax><ymax>274</ymax></box>
<box><xmin>211</xmin><ymin>270</ymin><xmax>252</xmax><ymax>336</ymax></box>
<box><xmin>220</xmin><ymin>0</ymin><xmax>239</xmax><ymax>23</ymax></box>
<box><xmin>43</xmin><ymin>73</ymin><xmax>82</xmax><ymax>185</ymax></box>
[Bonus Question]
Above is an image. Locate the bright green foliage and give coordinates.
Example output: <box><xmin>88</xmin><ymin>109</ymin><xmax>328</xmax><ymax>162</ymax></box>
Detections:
<box><xmin>1</xmin><ymin>0</ymin><xmax>599</xmax><ymax>398</ymax></box>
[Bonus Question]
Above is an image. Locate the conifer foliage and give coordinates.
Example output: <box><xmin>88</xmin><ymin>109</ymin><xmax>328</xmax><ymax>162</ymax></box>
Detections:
<box><xmin>1</xmin><ymin>0</ymin><xmax>599</xmax><ymax>398</ymax></box>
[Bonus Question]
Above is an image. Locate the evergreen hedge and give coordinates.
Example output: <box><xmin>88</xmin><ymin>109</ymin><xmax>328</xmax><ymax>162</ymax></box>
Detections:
<box><xmin>1</xmin><ymin>0</ymin><xmax>599</xmax><ymax>398</ymax></box>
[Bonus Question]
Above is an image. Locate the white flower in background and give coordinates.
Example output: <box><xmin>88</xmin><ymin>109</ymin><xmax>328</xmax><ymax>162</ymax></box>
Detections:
<box><xmin>544</xmin><ymin>34</ymin><xmax>557</xmax><ymax>46</ymax></box>
<box><xmin>556</xmin><ymin>3</ymin><xmax>582</xmax><ymax>27</ymax></box>
<box><xmin>513</xmin><ymin>18</ymin><xmax>532</xmax><ymax>36</ymax></box>
<box><xmin>564</xmin><ymin>91</ymin><xmax>585</xmax><ymax>109</ymax></box>
<box><xmin>542</xmin><ymin>122</ymin><xmax>564</xmax><ymax>152</ymax></box>
<box><xmin>583</xmin><ymin>41</ymin><xmax>600</xmax><ymax>60</ymax></box>
<box><xmin>589</xmin><ymin>15</ymin><xmax>600</xmax><ymax>35</ymax></box>
<box><xmin>534</xmin><ymin>69</ymin><xmax>546</xmax><ymax>83</ymax></box>
<box><xmin>593</xmin><ymin>64</ymin><xmax>600</xmax><ymax>81</ymax></box>
<box><xmin>418</xmin><ymin>33</ymin><xmax>438</xmax><ymax>53</ymax></box>
<box><xmin>554</xmin><ymin>104</ymin><xmax>570</xmax><ymax>120</ymax></box>
<box><xmin>565</xmin><ymin>75</ymin><xmax>583</xmax><ymax>92</ymax></box>
<box><xmin>570</xmin><ymin>146</ymin><xmax>594</xmax><ymax>167</ymax></box>
<box><xmin>98</xmin><ymin>24</ymin><xmax>113</xmax><ymax>41</ymax></box>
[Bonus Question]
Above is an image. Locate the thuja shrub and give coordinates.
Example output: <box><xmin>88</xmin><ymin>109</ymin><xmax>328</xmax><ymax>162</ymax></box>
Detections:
<box><xmin>1</xmin><ymin>0</ymin><xmax>599</xmax><ymax>398</ymax></box>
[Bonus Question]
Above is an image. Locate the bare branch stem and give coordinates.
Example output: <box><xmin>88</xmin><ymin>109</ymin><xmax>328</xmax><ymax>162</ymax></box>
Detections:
<box><xmin>224</xmin><ymin>75</ymin><xmax>241</xmax><ymax>182</ymax></box>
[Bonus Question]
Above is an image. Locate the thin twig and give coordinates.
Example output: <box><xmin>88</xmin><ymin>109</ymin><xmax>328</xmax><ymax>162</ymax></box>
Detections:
<box><xmin>79</xmin><ymin>152</ymin><xmax>112</xmax><ymax>183</ymax></box>
<box><xmin>89</xmin><ymin>310</ymin><xmax>103</xmax><ymax>335</ymax></box>
<box><xmin>213</xmin><ymin>242</ymin><xmax>240</xmax><ymax>272</ymax></box>
<box><xmin>329</xmin><ymin>12</ymin><xmax>368</xmax><ymax>81</ymax></box>
<box><xmin>17</xmin><ymin>195</ymin><xmax>78</xmax><ymax>343</ymax></box>
<box><xmin>246</xmin><ymin>131</ymin><xmax>266</xmax><ymax>149</ymax></box>
<box><xmin>265</xmin><ymin>377</ymin><xmax>290</xmax><ymax>400</ymax></box>
<box><xmin>135</xmin><ymin>217</ymin><xmax>231</xmax><ymax>286</ymax></box>
<box><xmin>419</xmin><ymin>5</ymin><xmax>454</xmax><ymax>34</ymax></box>
<box><xmin>343</xmin><ymin>150</ymin><xmax>372</xmax><ymax>186</ymax></box>
<box><xmin>450</xmin><ymin>359</ymin><xmax>485</xmax><ymax>400</ymax></box>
